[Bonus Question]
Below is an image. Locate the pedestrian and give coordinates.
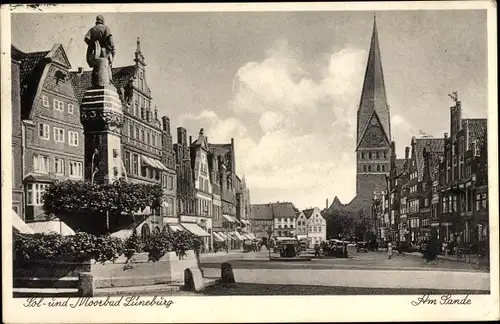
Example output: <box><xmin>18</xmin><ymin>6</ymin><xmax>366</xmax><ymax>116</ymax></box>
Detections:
<box><xmin>314</xmin><ymin>243</ymin><xmax>321</xmax><ymax>258</ymax></box>
<box><xmin>387</xmin><ymin>242</ymin><xmax>393</xmax><ymax>260</ymax></box>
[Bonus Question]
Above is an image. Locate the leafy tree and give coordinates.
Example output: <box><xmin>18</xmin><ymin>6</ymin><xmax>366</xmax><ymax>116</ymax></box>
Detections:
<box><xmin>42</xmin><ymin>179</ymin><xmax>163</xmax><ymax>235</ymax></box>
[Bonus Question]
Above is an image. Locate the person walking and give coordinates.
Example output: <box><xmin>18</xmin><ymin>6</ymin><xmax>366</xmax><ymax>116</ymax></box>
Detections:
<box><xmin>387</xmin><ymin>242</ymin><xmax>393</xmax><ymax>260</ymax></box>
<box><xmin>314</xmin><ymin>243</ymin><xmax>321</xmax><ymax>258</ymax></box>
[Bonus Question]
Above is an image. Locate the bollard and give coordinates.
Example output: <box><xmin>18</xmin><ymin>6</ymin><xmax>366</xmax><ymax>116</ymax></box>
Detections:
<box><xmin>184</xmin><ymin>267</ymin><xmax>205</xmax><ymax>292</ymax></box>
<box><xmin>220</xmin><ymin>262</ymin><xmax>235</xmax><ymax>284</ymax></box>
<box><xmin>78</xmin><ymin>272</ymin><xmax>94</xmax><ymax>297</ymax></box>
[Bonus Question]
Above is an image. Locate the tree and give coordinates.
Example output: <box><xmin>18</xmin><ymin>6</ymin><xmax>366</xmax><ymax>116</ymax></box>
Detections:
<box><xmin>42</xmin><ymin>179</ymin><xmax>163</xmax><ymax>235</ymax></box>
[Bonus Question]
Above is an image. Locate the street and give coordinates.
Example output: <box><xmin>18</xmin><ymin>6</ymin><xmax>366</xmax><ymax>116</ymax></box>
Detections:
<box><xmin>193</xmin><ymin>247</ymin><xmax>490</xmax><ymax>295</ymax></box>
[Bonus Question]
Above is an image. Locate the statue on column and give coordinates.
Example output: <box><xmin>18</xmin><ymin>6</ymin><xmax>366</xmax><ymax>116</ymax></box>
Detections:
<box><xmin>84</xmin><ymin>15</ymin><xmax>116</xmax><ymax>87</ymax></box>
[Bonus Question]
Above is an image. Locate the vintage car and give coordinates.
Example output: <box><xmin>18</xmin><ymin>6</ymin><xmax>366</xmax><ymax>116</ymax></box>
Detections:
<box><xmin>356</xmin><ymin>241</ymin><xmax>368</xmax><ymax>253</ymax></box>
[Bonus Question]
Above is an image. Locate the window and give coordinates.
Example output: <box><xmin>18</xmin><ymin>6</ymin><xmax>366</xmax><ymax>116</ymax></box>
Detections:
<box><xmin>128</xmin><ymin>124</ymin><xmax>133</xmax><ymax>139</ymax></box>
<box><xmin>54</xmin><ymin>157</ymin><xmax>65</xmax><ymax>175</ymax></box>
<box><xmin>152</xmin><ymin>134</ymin><xmax>156</xmax><ymax>147</ymax></box>
<box><xmin>134</xmin><ymin>99</ymin><xmax>138</xmax><ymax>116</ymax></box>
<box><xmin>124</xmin><ymin>151</ymin><xmax>131</xmax><ymax>173</ymax></box>
<box><xmin>476</xmin><ymin>193</ymin><xmax>487</xmax><ymax>211</ymax></box>
<box><xmin>26</xmin><ymin>183</ymin><xmax>50</xmax><ymax>206</ymax></box>
<box><xmin>361</xmin><ymin>152</ymin><xmax>365</xmax><ymax>159</ymax></box>
<box><xmin>69</xmin><ymin>161</ymin><xmax>83</xmax><ymax>178</ymax></box>
<box><xmin>53</xmin><ymin>99</ymin><xmax>64</xmax><ymax>111</ymax></box>
<box><xmin>68</xmin><ymin>131</ymin><xmax>79</xmax><ymax>146</ymax></box>
<box><xmin>424</xmin><ymin>198</ymin><xmax>429</xmax><ymax>207</ymax></box>
<box><xmin>162</xmin><ymin>174</ymin><xmax>168</xmax><ymax>188</ymax></box>
<box><xmin>39</xmin><ymin>123</ymin><xmax>50</xmax><ymax>140</ymax></box>
<box><xmin>53</xmin><ymin>127</ymin><xmax>64</xmax><ymax>143</ymax></box>
<box><xmin>363</xmin><ymin>165</ymin><xmax>367</xmax><ymax>172</ymax></box>
<box><xmin>146</xmin><ymin>132</ymin><xmax>150</xmax><ymax>145</ymax></box>
<box><xmin>132</xmin><ymin>154</ymin><xmax>139</xmax><ymax>175</ymax></box>
<box><xmin>376</xmin><ymin>152</ymin><xmax>380</xmax><ymax>159</ymax></box>
<box><xmin>384</xmin><ymin>151</ymin><xmax>387</xmax><ymax>159</ymax></box>
<box><xmin>141</xmin><ymin>130</ymin><xmax>145</xmax><ymax>142</ymax></box>
<box><xmin>42</xmin><ymin>95</ymin><xmax>49</xmax><ymax>107</ymax></box>
<box><xmin>382</xmin><ymin>165</ymin><xmax>386</xmax><ymax>172</ymax></box>
<box><xmin>368</xmin><ymin>165</ymin><xmax>372</xmax><ymax>172</ymax></box>
<box><xmin>369</xmin><ymin>152</ymin><xmax>372</xmax><ymax>159</ymax></box>
<box><xmin>376</xmin><ymin>165</ymin><xmax>380</xmax><ymax>172</ymax></box>
<box><xmin>33</xmin><ymin>154</ymin><xmax>50</xmax><ymax>173</ymax></box>
<box><xmin>135</xmin><ymin>128</ymin><xmax>139</xmax><ymax>140</ymax></box>
<box><xmin>67</xmin><ymin>104</ymin><xmax>74</xmax><ymax>114</ymax></box>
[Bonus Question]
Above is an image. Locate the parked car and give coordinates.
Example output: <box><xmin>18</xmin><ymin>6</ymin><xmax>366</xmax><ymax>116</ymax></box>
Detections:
<box><xmin>356</xmin><ymin>241</ymin><xmax>368</xmax><ymax>253</ymax></box>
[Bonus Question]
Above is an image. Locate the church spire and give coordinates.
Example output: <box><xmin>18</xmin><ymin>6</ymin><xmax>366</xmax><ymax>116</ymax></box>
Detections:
<box><xmin>356</xmin><ymin>15</ymin><xmax>391</xmax><ymax>148</ymax></box>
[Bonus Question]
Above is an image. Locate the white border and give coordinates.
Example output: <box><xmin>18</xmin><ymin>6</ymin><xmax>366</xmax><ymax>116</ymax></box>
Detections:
<box><xmin>1</xmin><ymin>2</ymin><xmax>498</xmax><ymax>323</ymax></box>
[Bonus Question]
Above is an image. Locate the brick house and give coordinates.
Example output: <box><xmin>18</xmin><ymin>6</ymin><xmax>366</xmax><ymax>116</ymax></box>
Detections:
<box><xmin>174</xmin><ymin>127</ymin><xmax>197</xmax><ymax>220</ymax></box>
<box><xmin>438</xmin><ymin>99</ymin><xmax>488</xmax><ymax>248</ymax></box>
<box><xmin>11</xmin><ymin>58</ymin><xmax>24</xmax><ymax>217</ymax></box>
<box><xmin>71</xmin><ymin>38</ymin><xmax>177</xmax><ymax>236</ymax></box>
<box><xmin>249</xmin><ymin>204</ymin><xmax>274</xmax><ymax>240</ymax></box>
<box><xmin>12</xmin><ymin>44</ymin><xmax>84</xmax><ymax>221</ymax></box>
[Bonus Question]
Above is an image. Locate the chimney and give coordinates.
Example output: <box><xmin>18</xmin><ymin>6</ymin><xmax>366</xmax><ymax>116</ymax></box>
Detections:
<box><xmin>326</xmin><ymin>198</ymin><xmax>329</xmax><ymax>209</ymax></box>
<box><xmin>444</xmin><ymin>132</ymin><xmax>448</xmax><ymax>139</ymax></box>
<box><xmin>405</xmin><ymin>146</ymin><xmax>410</xmax><ymax>159</ymax></box>
<box><xmin>78</xmin><ymin>67</ymin><xmax>83</xmax><ymax>74</ymax></box>
<box><xmin>189</xmin><ymin>136</ymin><xmax>192</xmax><ymax>145</ymax></box>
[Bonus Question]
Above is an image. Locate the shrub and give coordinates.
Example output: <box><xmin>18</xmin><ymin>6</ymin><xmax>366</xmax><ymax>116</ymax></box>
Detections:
<box><xmin>143</xmin><ymin>231</ymin><xmax>174</xmax><ymax>262</ymax></box>
<box><xmin>123</xmin><ymin>229</ymin><xmax>143</xmax><ymax>262</ymax></box>
<box><xmin>13</xmin><ymin>232</ymin><xmax>124</xmax><ymax>265</ymax></box>
<box><xmin>170</xmin><ymin>230</ymin><xmax>196</xmax><ymax>258</ymax></box>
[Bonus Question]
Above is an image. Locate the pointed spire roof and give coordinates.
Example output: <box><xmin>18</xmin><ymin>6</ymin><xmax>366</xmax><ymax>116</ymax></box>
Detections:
<box><xmin>134</xmin><ymin>37</ymin><xmax>146</xmax><ymax>66</ymax></box>
<box><xmin>356</xmin><ymin>15</ymin><xmax>391</xmax><ymax>147</ymax></box>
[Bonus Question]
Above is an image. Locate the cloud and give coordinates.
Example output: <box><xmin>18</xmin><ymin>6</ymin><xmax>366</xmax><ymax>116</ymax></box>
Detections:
<box><xmin>179</xmin><ymin>40</ymin><xmax>420</xmax><ymax>209</ymax></box>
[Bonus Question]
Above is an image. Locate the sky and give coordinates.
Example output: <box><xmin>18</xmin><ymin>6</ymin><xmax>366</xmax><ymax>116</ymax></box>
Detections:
<box><xmin>11</xmin><ymin>10</ymin><xmax>488</xmax><ymax>210</ymax></box>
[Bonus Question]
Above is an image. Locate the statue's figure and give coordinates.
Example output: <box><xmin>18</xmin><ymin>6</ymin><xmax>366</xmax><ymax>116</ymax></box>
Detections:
<box><xmin>85</xmin><ymin>15</ymin><xmax>116</xmax><ymax>87</ymax></box>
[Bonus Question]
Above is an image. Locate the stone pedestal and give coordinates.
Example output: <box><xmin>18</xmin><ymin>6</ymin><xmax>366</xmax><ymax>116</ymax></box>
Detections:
<box><xmin>80</xmin><ymin>85</ymin><xmax>124</xmax><ymax>183</ymax></box>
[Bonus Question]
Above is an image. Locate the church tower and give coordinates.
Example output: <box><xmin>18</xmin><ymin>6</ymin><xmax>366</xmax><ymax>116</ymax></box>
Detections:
<box><xmin>355</xmin><ymin>15</ymin><xmax>391</xmax><ymax>199</ymax></box>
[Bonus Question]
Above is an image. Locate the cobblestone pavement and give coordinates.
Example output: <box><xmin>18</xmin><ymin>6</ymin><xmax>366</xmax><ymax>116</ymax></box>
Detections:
<box><xmin>198</xmin><ymin>248</ymin><xmax>490</xmax><ymax>292</ymax></box>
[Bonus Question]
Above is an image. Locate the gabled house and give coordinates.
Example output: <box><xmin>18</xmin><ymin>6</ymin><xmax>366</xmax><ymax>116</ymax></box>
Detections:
<box><xmin>12</xmin><ymin>44</ymin><xmax>84</xmax><ymax>221</ymax></box>
<box><xmin>297</xmin><ymin>207</ymin><xmax>327</xmax><ymax>248</ymax></box>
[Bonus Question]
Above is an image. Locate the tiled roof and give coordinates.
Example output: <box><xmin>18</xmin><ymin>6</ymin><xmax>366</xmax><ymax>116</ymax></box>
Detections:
<box><xmin>249</xmin><ymin>204</ymin><xmax>273</xmax><ymax>220</ymax></box>
<box><xmin>11</xmin><ymin>46</ymin><xmax>49</xmax><ymax>92</ymax></box>
<box><xmin>395</xmin><ymin>159</ymin><xmax>406</xmax><ymax>174</ymax></box>
<box><xmin>463</xmin><ymin>118</ymin><xmax>487</xmax><ymax>150</ymax></box>
<box><xmin>70</xmin><ymin>65</ymin><xmax>136</xmax><ymax>103</ymax></box>
<box><xmin>302</xmin><ymin>208</ymin><xmax>314</xmax><ymax>219</ymax></box>
<box><xmin>414</xmin><ymin>137</ymin><xmax>445</xmax><ymax>182</ymax></box>
<box><xmin>270</xmin><ymin>202</ymin><xmax>297</xmax><ymax>219</ymax></box>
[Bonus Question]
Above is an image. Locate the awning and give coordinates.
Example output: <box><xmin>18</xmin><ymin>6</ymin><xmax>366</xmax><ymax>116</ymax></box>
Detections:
<box><xmin>141</xmin><ymin>155</ymin><xmax>169</xmax><ymax>171</ymax></box>
<box><xmin>168</xmin><ymin>224</ymin><xmax>184</xmax><ymax>232</ymax></box>
<box><xmin>217</xmin><ymin>232</ymin><xmax>228</xmax><ymax>240</ymax></box>
<box><xmin>28</xmin><ymin>220</ymin><xmax>75</xmax><ymax>236</ymax></box>
<box><xmin>247</xmin><ymin>233</ymin><xmax>256</xmax><ymax>240</ymax></box>
<box><xmin>231</xmin><ymin>231</ymin><xmax>245</xmax><ymax>240</ymax></box>
<box><xmin>242</xmin><ymin>233</ymin><xmax>253</xmax><ymax>240</ymax></box>
<box><xmin>222</xmin><ymin>215</ymin><xmax>236</xmax><ymax>223</ymax></box>
<box><xmin>12</xmin><ymin>211</ymin><xmax>35</xmax><ymax>234</ymax></box>
<box><xmin>181</xmin><ymin>223</ymin><xmax>210</xmax><ymax>237</ymax></box>
<box><xmin>212</xmin><ymin>232</ymin><xmax>225</xmax><ymax>242</ymax></box>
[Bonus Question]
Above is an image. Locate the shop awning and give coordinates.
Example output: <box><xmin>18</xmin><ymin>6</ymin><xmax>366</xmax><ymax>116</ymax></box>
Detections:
<box><xmin>213</xmin><ymin>232</ymin><xmax>225</xmax><ymax>242</ymax></box>
<box><xmin>217</xmin><ymin>232</ymin><xmax>228</xmax><ymax>240</ymax></box>
<box><xmin>168</xmin><ymin>224</ymin><xmax>184</xmax><ymax>232</ymax></box>
<box><xmin>222</xmin><ymin>214</ymin><xmax>236</xmax><ymax>223</ymax></box>
<box><xmin>141</xmin><ymin>155</ymin><xmax>169</xmax><ymax>171</ymax></box>
<box><xmin>231</xmin><ymin>231</ymin><xmax>245</xmax><ymax>240</ymax></box>
<box><xmin>12</xmin><ymin>211</ymin><xmax>35</xmax><ymax>234</ymax></box>
<box><xmin>181</xmin><ymin>223</ymin><xmax>210</xmax><ymax>237</ymax></box>
<box><xmin>246</xmin><ymin>233</ymin><xmax>256</xmax><ymax>240</ymax></box>
<box><xmin>243</xmin><ymin>233</ymin><xmax>254</xmax><ymax>240</ymax></box>
<box><xmin>28</xmin><ymin>220</ymin><xmax>75</xmax><ymax>236</ymax></box>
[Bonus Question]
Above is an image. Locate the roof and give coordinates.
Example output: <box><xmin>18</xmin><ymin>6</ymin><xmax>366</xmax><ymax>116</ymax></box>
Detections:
<box><xmin>357</xmin><ymin>16</ymin><xmax>391</xmax><ymax>147</ymax></box>
<box><xmin>270</xmin><ymin>202</ymin><xmax>297</xmax><ymax>219</ymax></box>
<box><xmin>463</xmin><ymin>118</ymin><xmax>487</xmax><ymax>150</ymax></box>
<box><xmin>302</xmin><ymin>208</ymin><xmax>314</xmax><ymax>219</ymax></box>
<box><xmin>70</xmin><ymin>65</ymin><xmax>137</xmax><ymax>103</ymax></box>
<box><xmin>413</xmin><ymin>137</ymin><xmax>445</xmax><ymax>181</ymax></box>
<box><xmin>11</xmin><ymin>45</ymin><xmax>50</xmax><ymax>93</ymax></box>
<box><xmin>249</xmin><ymin>204</ymin><xmax>273</xmax><ymax>220</ymax></box>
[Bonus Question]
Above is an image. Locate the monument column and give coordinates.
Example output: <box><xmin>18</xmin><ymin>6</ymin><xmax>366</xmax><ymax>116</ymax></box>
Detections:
<box><xmin>80</xmin><ymin>15</ymin><xmax>123</xmax><ymax>184</ymax></box>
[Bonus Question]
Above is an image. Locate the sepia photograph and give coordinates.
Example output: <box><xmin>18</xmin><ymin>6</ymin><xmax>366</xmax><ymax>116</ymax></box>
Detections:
<box><xmin>1</xmin><ymin>2</ymin><xmax>498</xmax><ymax>323</ymax></box>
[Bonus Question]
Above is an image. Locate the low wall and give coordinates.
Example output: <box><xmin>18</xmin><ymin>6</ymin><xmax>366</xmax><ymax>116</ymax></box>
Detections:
<box><xmin>91</xmin><ymin>251</ymin><xmax>198</xmax><ymax>288</ymax></box>
<box><xmin>14</xmin><ymin>250</ymin><xmax>199</xmax><ymax>291</ymax></box>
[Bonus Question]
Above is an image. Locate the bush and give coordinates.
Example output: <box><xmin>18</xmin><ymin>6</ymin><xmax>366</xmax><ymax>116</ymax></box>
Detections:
<box><xmin>123</xmin><ymin>229</ymin><xmax>143</xmax><ymax>262</ymax></box>
<box><xmin>143</xmin><ymin>231</ymin><xmax>174</xmax><ymax>262</ymax></box>
<box><xmin>14</xmin><ymin>232</ymin><xmax>124</xmax><ymax>265</ymax></box>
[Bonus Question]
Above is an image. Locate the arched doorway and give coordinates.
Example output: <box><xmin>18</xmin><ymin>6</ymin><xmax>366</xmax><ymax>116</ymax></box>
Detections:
<box><xmin>141</xmin><ymin>223</ymin><xmax>150</xmax><ymax>240</ymax></box>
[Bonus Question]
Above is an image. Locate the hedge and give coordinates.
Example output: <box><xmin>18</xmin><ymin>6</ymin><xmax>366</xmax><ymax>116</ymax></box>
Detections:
<box><xmin>14</xmin><ymin>230</ymin><xmax>200</xmax><ymax>265</ymax></box>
